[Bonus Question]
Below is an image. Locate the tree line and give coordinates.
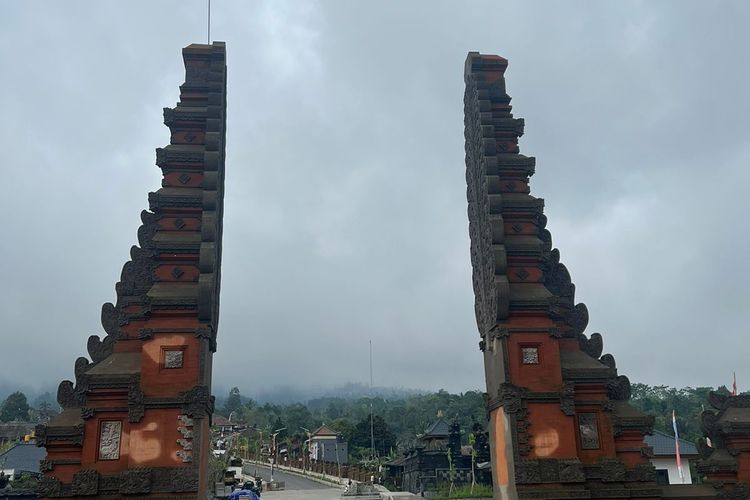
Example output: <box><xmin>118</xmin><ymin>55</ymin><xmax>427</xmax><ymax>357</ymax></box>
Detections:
<box><xmin>219</xmin><ymin>382</ymin><xmax>743</xmax><ymax>463</ymax></box>
<box><xmin>0</xmin><ymin>382</ymin><xmax>740</xmax><ymax>453</ymax></box>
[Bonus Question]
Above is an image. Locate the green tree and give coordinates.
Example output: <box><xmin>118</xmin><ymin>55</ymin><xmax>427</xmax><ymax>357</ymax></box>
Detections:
<box><xmin>223</xmin><ymin>387</ymin><xmax>242</xmax><ymax>419</ymax></box>
<box><xmin>0</xmin><ymin>391</ymin><xmax>30</xmax><ymax>422</ymax></box>
<box><xmin>351</xmin><ymin>415</ymin><xmax>396</xmax><ymax>457</ymax></box>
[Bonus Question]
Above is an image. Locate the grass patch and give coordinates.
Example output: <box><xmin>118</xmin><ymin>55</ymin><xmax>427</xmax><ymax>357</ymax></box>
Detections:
<box><xmin>433</xmin><ymin>484</ymin><xmax>493</xmax><ymax>499</ymax></box>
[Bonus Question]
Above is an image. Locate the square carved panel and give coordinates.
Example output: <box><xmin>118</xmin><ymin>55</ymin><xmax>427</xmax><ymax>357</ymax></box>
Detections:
<box><xmin>164</xmin><ymin>350</ymin><xmax>184</xmax><ymax>369</ymax></box>
<box><xmin>98</xmin><ymin>421</ymin><xmax>122</xmax><ymax>460</ymax></box>
<box><xmin>521</xmin><ymin>346</ymin><xmax>539</xmax><ymax>365</ymax></box>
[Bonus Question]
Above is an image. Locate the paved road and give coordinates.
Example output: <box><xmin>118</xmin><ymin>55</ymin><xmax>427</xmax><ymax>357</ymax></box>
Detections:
<box><xmin>246</xmin><ymin>463</ymin><xmax>334</xmax><ymax>491</ymax></box>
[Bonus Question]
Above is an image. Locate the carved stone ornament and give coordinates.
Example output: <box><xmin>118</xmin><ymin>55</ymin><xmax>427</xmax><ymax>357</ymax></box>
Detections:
<box><xmin>34</xmin><ymin>424</ymin><xmax>47</xmax><ymax>446</ymax></box>
<box><xmin>56</xmin><ymin>380</ymin><xmax>84</xmax><ymax>409</ymax></box>
<box><xmin>177</xmin><ymin>438</ymin><xmax>193</xmax><ymax>451</ymax></box>
<box><xmin>498</xmin><ymin>383</ymin><xmax>526</xmax><ymax>414</ymax></box>
<box><xmin>164</xmin><ymin>350</ymin><xmax>184</xmax><ymax>368</ymax></box>
<box><xmin>579</xmin><ymin>332</ymin><xmax>603</xmax><ymax>359</ymax></box>
<box><xmin>709</xmin><ymin>392</ymin><xmax>750</xmax><ymax>411</ymax></box>
<box><xmin>87</xmin><ymin>333</ymin><xmax>114</xmax><ymax>364</ymax></box>
<box><xmin>128</xmin><ymin>382</ymin><xmax>145</xmax><ymax>423</ymax></box>
<box><xmin>178</xmin><ymin>426</ymin><xmax>194</xmax><ymax>439</ymax></box>
<box><xmin>72</xmin><ymin>469</ymin><xmax>99</xmax><ymax>496</ymax></box>
<box><xmin>119</xmin><ymin>468</ymin><xmax>152</xmax><ymax>495</ymax></box>
<box><xmin>718</xmin><ymin>483</ymin><xmax>750</xmax><ymax>500</ymax></box>
<box><xmin>181</xmin><ymin>384</ymin><xmax>212</xmax><ymax>417</ymax></box>
<box><xmin>80</xmin><ymin>407</ymin><xmax>95</xmax><ymax>419</ymax></box>
<box><xmin>100</xmin><ymin>302</ymin><xmax>127</xmax><ymax>339</ymax></box>
<box><xmin>627</xmin><ymin>463</ymin><xmax>656</xmax><ymax>482</ymax></box>
<box><xmin>521</xmin><ymin>346</ymin><xmax>539</xmax><ymax>364</ymax></box>
<box><xmin>98</xmin><ymin>421</ymin><xmax>122</xmax><ymax>460</ymax></box>
<box><xmin>154</xmin><ymin>467</ymin><xmax>200</xmax><ymax>492</ymax></box>
<box><xmin>138</xmin><ymin>327</ymin><xmax>154</xmax><ymax>340</ymax></box>
<box><xmin>558</xmin><ymin>460</ymin><xmax>586</xmax><ymax>483</ymax></box>
<box><xmin>36</xmin><ymin>476</ymin><xmax>62</xmax><ymax>497</ymax></box>
<box><xmin>600</xmin><ymin>459</ymin><xmax>627</xmax><ymax>483</ymax></box>
<box><xmin>515</xmin><ymin>459</ymin><xmax>585</xmax><ymax>484</ymax></box>
<box><xmin>600</xmin><ymin>353</ymin><xmax>617</xmax><ymax>370</ymax></box>
<box><xmin>607</xmin><ymin>375</ymin><xmax>632</xmax><ymax>401</ymax></box>
<box><xmin>178</xmin><ymin>414</ymin><xmax>194</xmax><ymax>427</ymax></box>
<box><xmin>543</xmin><ymin>250</ymin><xmax>574</xmax><ymax>302</ymax></box>
<box><xmin>137</xmin><ymin>210</ymin><xmax>159</xmax><ymax>249</ymax></box>
<box><xmin>465</xmin><ymin>77</ymin><xmax>502</xmax><ymax>334</ymax></box>
<box><xmin>39</xmin><ymin>459</ymin><xmax>53</xmax><ymax>472</ymax></box>
<box><xmin>578</xmin><ymin>413</ymin><xmax>600</xmax><ymax>450</ymax></box>
<box><xmin>560</xmin><ymin>382</ymin><xmax>576</xmax><ymax>416</ymax></box>
<box><xmin>515</xmin><ymin>460</ymin><xmax>541</xmax><ymax>484</ymax></box>
<box><xmin>116</xmin><ymin>245</ymin><xmax>157</xmax><ymax>298</ymax></box>
<box><xmin>176</xmin><ymin>450</ymin><xmax>193</xmax><ymax>463</ymax></box>
<box><xmin>567</xmin><ymin>303</ymin><xmax>589</xmax><ymax>335</ymax></box>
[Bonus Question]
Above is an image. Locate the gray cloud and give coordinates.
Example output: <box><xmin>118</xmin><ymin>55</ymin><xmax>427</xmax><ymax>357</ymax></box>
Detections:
<box><xmin>1</xmin><ymin>1</ymin><xmax>748</xmax><ymax>398</ymax></box>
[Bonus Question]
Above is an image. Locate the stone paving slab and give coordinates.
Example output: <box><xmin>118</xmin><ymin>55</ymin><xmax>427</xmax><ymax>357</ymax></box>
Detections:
<box><xmin>263</xmin><ymin>487</ymin><xmax>344</xmax><ymax>500</ymax></box>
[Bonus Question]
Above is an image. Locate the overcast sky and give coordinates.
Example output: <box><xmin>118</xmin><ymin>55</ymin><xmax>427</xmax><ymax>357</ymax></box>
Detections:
<box><xmin>1</xmin><ymin>1</ymin><xmax>749</xmax><ymax>400</ymax></box>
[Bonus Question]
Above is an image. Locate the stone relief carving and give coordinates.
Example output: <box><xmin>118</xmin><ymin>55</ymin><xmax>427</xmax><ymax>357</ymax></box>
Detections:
<box><xmin>181</xmin><ymin>384</ymin><xmax>212</xmax><ymax>417</ymax></box>
<box><xmin>98</xmin><ymin>421</ymin><xmax>122</xmax><ymax>460</ymax></box>
<box><xmin>560</xmin><ymin>382</ymin><xmax>576</xmax><ymax>416</ymax></box>
<box><xmin>465</xmin><ymin>75</ymin><xmax>502</xmax><ymax>333</ymax></box>
<box><xmin>578</xmin><ymin>413</ymin><xmax>600</xmax><ymax>450</ymax></box>
<box><xmin>164</xmin><ymin>350</ymin><xmax>184</xmax><ymax>368</ymax></box>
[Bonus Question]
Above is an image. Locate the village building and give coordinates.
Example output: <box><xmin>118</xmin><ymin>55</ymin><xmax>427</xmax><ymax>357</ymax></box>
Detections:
<box><xmin>309</xmin><ymin>425</ymin><xmax>348</xmax><ymax>465</ymax></box>
<box><xmin>644</xmin><ymin>430</ymin><xmax>700</xmax><ymax>485</ymax></box>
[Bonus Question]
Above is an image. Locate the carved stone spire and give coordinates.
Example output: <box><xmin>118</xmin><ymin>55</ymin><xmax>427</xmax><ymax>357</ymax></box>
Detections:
<box><xmin>37</xmin><ymin>42</ymin><xmax>227</xmax><ymax>498</ymax></box>
<box><xmin>465</xmin><ymin>52</ymin><xmax>658</xmax><ymax>499</ymax></box>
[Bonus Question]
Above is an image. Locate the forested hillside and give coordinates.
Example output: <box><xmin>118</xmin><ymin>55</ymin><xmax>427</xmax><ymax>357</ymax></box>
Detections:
<box><xmin>217</xmin><ymin>383</ymin><xmax>741</xmax><ymax>461</ymax></box>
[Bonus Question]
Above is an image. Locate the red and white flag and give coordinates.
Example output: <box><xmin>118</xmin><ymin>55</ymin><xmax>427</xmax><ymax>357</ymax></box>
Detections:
<box><xmin>701</xmin><ymin>405</ymin><xmax>713</xmax><ymax>448</ymax></box>
<box><xmin>673</xmin><ymin>410</ymin><xmax>684</xmax><ymax>483</ymax></box>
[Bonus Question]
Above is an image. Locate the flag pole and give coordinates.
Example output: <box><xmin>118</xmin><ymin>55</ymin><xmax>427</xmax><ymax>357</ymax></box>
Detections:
<box><xmin>672</xmin><ymin>410</ymin><xmax>684</xmax><ymax>483</ymax></box>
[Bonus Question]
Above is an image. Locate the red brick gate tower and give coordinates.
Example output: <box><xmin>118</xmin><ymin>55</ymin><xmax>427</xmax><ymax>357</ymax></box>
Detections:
<box><xmin>36</xmin><ymin>42</ymin><xmax>227</xmax><ymax>499</ymax></box>
<box><xmin>464</xmin><ymin>53</ymin><xmax>659</xmax><ymax>499</ymax></box>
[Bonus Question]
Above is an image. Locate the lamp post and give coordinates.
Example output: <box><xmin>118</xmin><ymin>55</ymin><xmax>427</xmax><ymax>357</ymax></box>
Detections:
<box><xmin>270</xmin><ymin>427</ymin><xmax>286</xmax><ymax>482</ymax></box>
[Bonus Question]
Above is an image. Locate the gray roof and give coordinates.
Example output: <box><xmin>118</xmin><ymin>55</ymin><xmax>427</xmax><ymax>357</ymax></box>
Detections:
<box><xmin>420</xmin><ymin>418</ymin><xmax>450</xmax><ymax>440</ymax></box>
<box><xmin>645</xmin><ymin>430</ymin><xmax>698</xmax><ymax>457</ymax></box>
<box><xmin>0</xmin><ymin>442</ymin><xmax>46</xmax><ymax>474</ymax></box>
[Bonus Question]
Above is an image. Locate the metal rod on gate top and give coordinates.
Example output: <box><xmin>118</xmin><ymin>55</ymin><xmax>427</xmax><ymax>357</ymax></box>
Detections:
<box><xmin>208</xmin><ymin>0</ymin><xmax>211</xmax><ymax>44</ymax></box>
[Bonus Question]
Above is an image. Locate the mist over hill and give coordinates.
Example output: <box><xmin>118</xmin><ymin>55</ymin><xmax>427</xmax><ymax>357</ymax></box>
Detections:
<box><xmin>214</xmin><ymin>382</ymin><xmax>427</xmax><ymax>406</ymax></box>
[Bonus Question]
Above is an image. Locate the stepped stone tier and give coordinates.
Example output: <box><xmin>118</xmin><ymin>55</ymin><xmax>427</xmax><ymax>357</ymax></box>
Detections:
<box><xmin>36</xmin><ymin>42</ymin><xmax>227</xmax><ymax>499</ymax></box>
<box><xmin>464</xmin><ymin>52</ymin><xmax>660</xmax><ymax>499</ymax></box>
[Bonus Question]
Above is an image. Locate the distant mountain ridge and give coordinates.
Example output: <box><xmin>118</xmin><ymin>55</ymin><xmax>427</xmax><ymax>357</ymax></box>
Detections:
<box><xmin>215</xmin><ymin>382</ymin><xmax>428</xmax><ymax>406</ymax></box>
